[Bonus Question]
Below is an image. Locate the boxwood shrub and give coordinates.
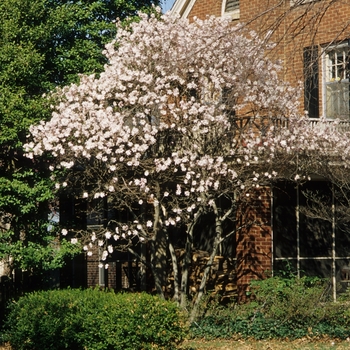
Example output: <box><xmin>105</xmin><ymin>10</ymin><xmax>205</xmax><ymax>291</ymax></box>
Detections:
<box><xmin>2</xmin><ymin>288</ymin><xmax>186</xmax><ymax>350</ymax></box>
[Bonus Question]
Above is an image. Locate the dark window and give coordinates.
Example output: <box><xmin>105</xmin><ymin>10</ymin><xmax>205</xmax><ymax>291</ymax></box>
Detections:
<box><xmin>304</xmin><ymin>46</ymin><xmax>319</xmax><ymax>118</ymax></box>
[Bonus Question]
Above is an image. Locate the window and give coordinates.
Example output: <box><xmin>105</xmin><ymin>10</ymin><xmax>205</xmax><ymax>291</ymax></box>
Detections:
<box><xmin>273</xmin><ymin>181</ymin><xmax>350</xmax><ymax>300</ymax></box>
<box><xmin>304</xmin><ymin>46</ymin><xmax>319</xmax><ymax>118</ymax></box>
<box><xmin>304</xmin><ymin>42</ymin><xmax>350</xmax><ymax>119</ymax></box>
<box><xmin>222</xmin><ymin>0</ymin><xmax>239</xmax><ymax>20</ymax></box>
<box><xmin>323</xmin><ymin>43</ymin><xmax>350</xmax><ymax>119</ymax></box>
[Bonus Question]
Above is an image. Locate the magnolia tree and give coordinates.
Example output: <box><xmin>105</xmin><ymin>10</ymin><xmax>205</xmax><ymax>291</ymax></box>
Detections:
<box><xmin>25</xmin><ymin>9</ymin><xmax>350</xmax><ymax>315</ymax></box>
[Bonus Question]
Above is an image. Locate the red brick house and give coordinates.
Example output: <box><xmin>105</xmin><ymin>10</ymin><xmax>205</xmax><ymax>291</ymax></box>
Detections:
<box><xmin>166</xmin><ymin>0</ymin><xmax>350</xmax><ymax>300</ymax></box>
<box><xmin>65</xmin><ymin>0</ymin><xmax>350</xmax><ymax>303</ymax></box>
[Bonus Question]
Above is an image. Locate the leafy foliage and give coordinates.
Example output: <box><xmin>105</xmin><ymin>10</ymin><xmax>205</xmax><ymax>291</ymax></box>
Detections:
<box><xmin>191</xmin><ymin>275</ymin><xmax>350</xmax><ymax>340</ymax></box>
<box><xmin>0</xmin><ymin>0</ymin><xmax>159</xmax><ymax>276</ymax></box>
<box><xmin>3</xmin><ymin>288</ymin><xmax>187</xmax><ymax>350</ymax></box>
<box><xmin>0</xmin><ymin>169</ymin><xmax>79</xmax><ymax>273</ymax></box>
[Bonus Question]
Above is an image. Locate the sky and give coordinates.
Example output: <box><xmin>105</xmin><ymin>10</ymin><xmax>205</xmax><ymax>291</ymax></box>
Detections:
<box><xmin>161</xmin><ymin>0</ymin><xmax>176</xmax><ymax>13</ymax></box>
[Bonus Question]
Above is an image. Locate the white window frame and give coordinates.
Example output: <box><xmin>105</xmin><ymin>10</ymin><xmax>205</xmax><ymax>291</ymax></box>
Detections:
<box><xmin>322</xmin><ymin>42</ymin><xmax>350</xmax><ymax>119</ymax></box>
<box><xmin>221</xmin><ymin>0</ymin><xmax>240</xmax><ymax>20</ymax></box>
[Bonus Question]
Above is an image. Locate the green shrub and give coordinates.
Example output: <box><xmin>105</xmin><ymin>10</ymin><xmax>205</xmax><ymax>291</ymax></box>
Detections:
<box><xmin>247</xmin><ymin>274</ymin><xmax>329</xmax><ymax>324</ymax></box>
<box><xmin>191</xmin><ymin>275</ymin><xmax>350</xmax><ymax>340</ymax></box>
<box><xmin>3</xmin><ymin>288</ymin><xmax>187</xmax><ymax>350</ymax></box>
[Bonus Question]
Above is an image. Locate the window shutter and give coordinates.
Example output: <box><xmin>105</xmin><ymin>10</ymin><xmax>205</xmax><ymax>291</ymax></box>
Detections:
<box><xmin>303</xmin><ymin>46</ymin><xmax>319</xmax><ymax>118</ymax></box>
<box><xmin>225</xmin><ymin>0</ymin><xmax>239</xmax><ymax>12</ymax></box>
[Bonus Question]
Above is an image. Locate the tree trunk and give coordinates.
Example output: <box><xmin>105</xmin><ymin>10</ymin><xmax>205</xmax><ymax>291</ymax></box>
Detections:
<box><xmin>150</xmin><ymin>237</ymin><xmax>166</xmax><ymax>299</ymax></box>
<box><xmin>180</xmin><ymin>208</ymin><xmax>203</xmax><ymax>308</ymax></box>
<box><xmin>140</xmin><ymin>243</ymin><xmax>147</xmax><ymax>291</ymax></box>
<box><xmin>189</xmin><ymin>215</ymin><xmax>222</xmax><ymax>323</ymax></box>
<box><xmin>149</xmin><ymin>190</ymin><xmax>167</xmax><ymax>299</ymax></box>
<box><xmin>168</xmin><ymin>240</ymin><xmax>180</xmax><ymax>303</ymax></box>
<box><xmin>180</xmin><ymin>223</ymin><xmax>194</xmax><ymax>308</ymax></box>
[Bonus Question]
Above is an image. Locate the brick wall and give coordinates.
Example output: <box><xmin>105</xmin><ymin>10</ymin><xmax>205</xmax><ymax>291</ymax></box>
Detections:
<box><xmin>179</xmin><ymin>0</ymin><xmax>350</xmax><ymax>298</ymax></box>
<box><xmin>235</xmin><ymin>187</ymin><xmax>272</xmax><ymax>300</ymax></box>
<box><xmin>188</xmin><ymin>0</ymin><xmax>221</xmax><ymax>19</ymax></box>
<box><xmin>86</xmin><ymin>245</ymin><xmax>100</xmax><ymax>287</ymax></box>
<box><xmin>86</xmin><ymin>246</ymin><xmax>141</xmax><ymax>291</ymax></box>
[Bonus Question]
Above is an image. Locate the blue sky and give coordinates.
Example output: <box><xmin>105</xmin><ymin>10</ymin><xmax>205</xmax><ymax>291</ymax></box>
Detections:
<box><xmin>161</xmin><ymin>0</ymin><xmax>176</xmax><ymax>13</ymax></box>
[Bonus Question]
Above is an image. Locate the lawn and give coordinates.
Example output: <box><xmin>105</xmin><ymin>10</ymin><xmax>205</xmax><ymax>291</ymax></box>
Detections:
<box><xmin>181</xmin><ymin>338</ymin><xmax>350</xmax><ymax>349</ymax></box>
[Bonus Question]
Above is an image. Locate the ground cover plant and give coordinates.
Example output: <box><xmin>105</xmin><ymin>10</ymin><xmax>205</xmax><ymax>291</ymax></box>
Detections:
<box><xmin>2</xmin><ymin>288</ymin><xmax>186</xmax><ymax>350</ymax></box>
<box><xmin>190</xmin><ymin>274</ymin><xmax>350</xmax><ymax>341</ymax></box>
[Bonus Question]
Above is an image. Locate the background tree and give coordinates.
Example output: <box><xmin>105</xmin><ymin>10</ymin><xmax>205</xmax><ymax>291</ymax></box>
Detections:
<box><xmin>0</xmin><ymin>0</ymin><xmax>159</xmax><ymax>281</ymax></box>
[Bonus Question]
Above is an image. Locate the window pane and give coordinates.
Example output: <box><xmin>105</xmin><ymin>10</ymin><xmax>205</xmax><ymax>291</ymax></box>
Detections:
<box><xmin>335</xmin><ymin>187</ymin><xmax>350</xmax><ymax>257</ymax></box>
<box><xmin>273</xmin><ymin>182</ymin><xmax>297</xmax><ymax>258</ymax></box>
<box><xmin>300</xmin><ymin>259</ymin><xmax>332</xmax><ymax>279</ymax></box>
<box><xmin>326</xmin><ymin>52</ymin><xmax>336</xmax><ymax>81</ymax></box>
<box><xmin>299</xmin><ymin>182</ymin><xmax>332</xmax><ymax>257</ymax></box>
<box><xmin>225</xmin><ymin>0</ymin><xmax>239</xmax><ymax>12</ymax></box>
<box><xmin>326</xmin><ymin>81</ymin><xmax>349</xmax><ymax>118</ymax></box>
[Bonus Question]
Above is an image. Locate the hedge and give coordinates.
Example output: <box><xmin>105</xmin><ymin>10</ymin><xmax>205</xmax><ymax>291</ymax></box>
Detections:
<box><xmin>2</xmin><ymin>288</ymin><xmax>186</xmax><ymax>350</ymax></box>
